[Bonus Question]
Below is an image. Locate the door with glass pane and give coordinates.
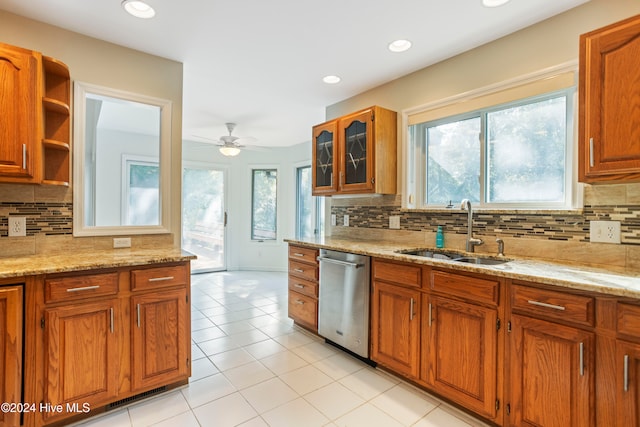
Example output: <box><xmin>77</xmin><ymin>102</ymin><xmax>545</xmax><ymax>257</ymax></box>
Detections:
<box><xmin>182</xmin><ymin>165</ymin><xmax>227</xmax><ymax>272</ymax></box>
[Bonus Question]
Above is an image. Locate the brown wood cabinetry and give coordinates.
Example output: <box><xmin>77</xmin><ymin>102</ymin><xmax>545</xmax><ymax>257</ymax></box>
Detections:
<box><xmin>312</xmin><ymin>106</ymin><xmax>397</xmax><ymax>195</ymax></box>
<box><xmin>30</xmin><ymin>262</ymin><xmax>191</xmax><ymax>427</ymax></box>
<box><xmin>0</xmin><ymin>42</ymin><xmax>70</xmax><ymax>185</ymax></box>
<box><xmin>579</xmin><ymin>14</ymin><xmax>640</xmax><ymax>183</ymax></box>
<box><xmin>0</xmin><ymin>285</ymin><xmax>23</xmax><ymax>427</ymax></box>
<box><xmin>0</xmin><ymin>43</ymin><xmax>39</xmax><ymax>181</ymax></box>
<box><xmin>508</xmin><ymin>282</ymin><xmax>594</xmax><ymax>427</ymax></box>
<box><xmin>287</xmin><ymin>245</ymin><xmax>319</xmax><ymax>331</ymax></box>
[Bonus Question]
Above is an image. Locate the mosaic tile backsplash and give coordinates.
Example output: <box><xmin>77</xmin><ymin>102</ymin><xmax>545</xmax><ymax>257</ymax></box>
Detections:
<box><xmin>0</xmin><ymin>202</ymin><xmax>73</xmax><ymax>237</ymax></box>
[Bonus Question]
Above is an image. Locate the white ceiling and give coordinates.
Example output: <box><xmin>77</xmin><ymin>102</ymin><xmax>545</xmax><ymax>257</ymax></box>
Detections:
<box><xmin>0</xmin><ymin>0</ymin><xmax>588</xmax><ymax>148</ymax></box>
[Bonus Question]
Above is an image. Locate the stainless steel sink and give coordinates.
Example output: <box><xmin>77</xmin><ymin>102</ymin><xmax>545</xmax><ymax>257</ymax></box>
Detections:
<box><xmin>453</xmin><ymin>256</ymin><xmax>510</xmax><ymax>265</ymax></box>
<box><xmin>397</xmin><ymin>249</ymin><xmax>510</xmax><ymax>265</ymax></box>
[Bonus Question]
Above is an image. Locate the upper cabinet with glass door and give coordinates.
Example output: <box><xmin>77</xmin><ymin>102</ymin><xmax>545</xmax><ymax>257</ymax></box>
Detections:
<box><xmin>579</xmin><ymin>14</ymin><xmax>640</xmax><ymax>183</ymax></box>
<box><xmin>312</xmin><ymin>106</ymin><xmax>397</xmax><ymax>196</ymax></box>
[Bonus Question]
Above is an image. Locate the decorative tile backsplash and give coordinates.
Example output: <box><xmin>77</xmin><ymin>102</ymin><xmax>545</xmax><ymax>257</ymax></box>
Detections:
<box><xmin>0</xmin><ymin>202</ymin><xmax>73</xmax><ymax>237</ymax></box>
<box><xmin>331</xmin><ymin>203</ymin><xmax>640</xmax><ymax>245</ymax></box>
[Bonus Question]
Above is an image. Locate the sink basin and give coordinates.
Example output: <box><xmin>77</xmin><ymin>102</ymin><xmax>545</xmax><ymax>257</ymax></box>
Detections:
<box><xmin>453</xmin><ymin>256</ymin><xmax>510</xmax><ymax>265</ymax></box>
<box><xmin>397</xmin><ymin>249</ymin><xmax>511</xmax><ymax>265</ymax></box>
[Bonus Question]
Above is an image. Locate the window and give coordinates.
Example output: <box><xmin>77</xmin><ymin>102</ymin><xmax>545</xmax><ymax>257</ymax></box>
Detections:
<box><xmin>251</xmin><ymin>169</ymin><xmax>277</xmax><ymax>240</ymax></box>
<box><xmin>123</xmin><ymin>156</ymin><xmax>159</xmax><ymax>226</ymax></box>
<box><xmin>409</xmin><ymin>88</ymin><xmax>575</xmax><ymax>209</ymax></box>
<box><xmin>295</xmin><ymin>165</ymin><xmax>325</xmax><ymax>239</ymax></box>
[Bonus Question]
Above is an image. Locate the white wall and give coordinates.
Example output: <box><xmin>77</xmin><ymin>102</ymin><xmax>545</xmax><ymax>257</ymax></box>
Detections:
<box><xmin>183</xmin><ymin>140</ymin><xmax>311</xmax><ymax>271</ymax></box>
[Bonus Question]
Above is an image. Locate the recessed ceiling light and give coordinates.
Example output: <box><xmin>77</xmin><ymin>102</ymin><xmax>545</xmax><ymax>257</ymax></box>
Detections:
<box><xmin>323</xmin><ymin>75</ymin><xmax>341</xmax><ymax>84</ymax></box>
<box><xmin>388</xmin><ymin>39</ymin><xmax>412</xmax><ymax>53</ymax></box>
<box><xmin>482</xmin><ymin>0</ymin><xmax>511</xmax><ymax>7</ymax></box>
<box><xmin>122</xmin><ymin>0</ymin><xmax>156</xmax><ymax>18</ymax></box>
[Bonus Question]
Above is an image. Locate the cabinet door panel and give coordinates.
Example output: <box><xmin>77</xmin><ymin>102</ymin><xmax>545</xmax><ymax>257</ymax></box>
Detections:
<box><xmin>312</xmin><ymin>121</ymin><xmax>338</xmax><ymax>194</ymax></box>
<box><xmin>617</xmin><ymin>341</ymin><xmax>640</xmax><ymax>427</ymax></box>
<box><xmin>371</xmin><ymin>281</ymin><xmax>420</xmax><ymax>378</ymax></box>
<box><xmin>509</xmin><ymin>314</ymin><xmax>593</xmax><ymax>427</ymax></box>
<box><xmin>132</xmin><ymin>288</ymin><xmax>189</xmax><ymax>391</ymax></box>
<box><xmin>338</xmin><ymin>109</ymin><xmax>374</xmax><ymax>193</ymax></box>
<box><xmin>424</xmin><ymin>295</ymin><xmax>498</xmax><ymax>420</ymax></box>
<box><xmin>44</xmin><ymin>299</ymin><xmax>119</xmax><ymax>416</ymax></box>
<box><xmin>0</xmin><ymin>44</ymin><xmax>38</xmax><ymax>179</ymax></box>
<box><xmin>0</xmin><ymin>286</ymin><xmax>22</xmax><ymax>427</ymax></box>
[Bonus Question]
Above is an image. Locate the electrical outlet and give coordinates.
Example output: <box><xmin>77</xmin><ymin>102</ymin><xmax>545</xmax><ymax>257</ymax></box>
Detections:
<box><xmin>343</xmin><ymin>215</ymin><xmax>349</xmax><ymax>227</ymax></box>
<box><xmin>331</xmin><ymin>214</ymin><xmax>337</xmax><ymax>226</ymax></box>
<box><xmin>590</xmin><ymin>220</ymin><xmax>621</xmax><ymax>244</ymax></box>
<box><xmin>8</xmin><ymin>216</ymin><xmax>26</xmax><ymax>237</ymax></box>
<box><xmin>113</xmin><ymin>237</ymin><xmax>132</xmax><ymax>248</ymax></box>
<box><xmin>389</xmin><ymin>215</ymin><xmax>401</xmax><ymax>229</ymax></box>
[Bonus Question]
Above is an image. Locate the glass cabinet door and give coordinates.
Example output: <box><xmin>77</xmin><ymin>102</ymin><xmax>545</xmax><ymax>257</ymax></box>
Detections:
<box><xmin>312</xmin><ymin>121</ymin><xmax>338</xmax><ymax>194</ymax></box>
<box><xmin>339</xmin><ymin>109</ymin><xmax>373</xmax><ymax>192</ymax></box>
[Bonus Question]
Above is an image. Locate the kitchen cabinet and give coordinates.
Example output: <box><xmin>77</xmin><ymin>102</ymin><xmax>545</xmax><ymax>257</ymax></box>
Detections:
<box><xmin>312</xmin><ymin>106</ymin><xmax>397</xmax><ymax>195</ymax></box>
<box><xmin>579</xmin><ymin>14</ymin><xmax>640</xmax><ymax>183</ymax></box>
<box><xmin>0</xmin><ymin>42</ymin><xmax>71</xmax><ymax>185</ymax></box>
<box><xmin>0</xmin><ymin>285</ymin><xmax>22</xmax><ymax>427</ymax></box>
<box><xmin>371</xmin><ymin>259</ymin><xmax>421</xmax><ymax>379</ymax></box>
<box><xmin>287</xmin><ymin>245</ymin><xmax>319</xmax><ymax>331</ymax></box>
<box><xmin>613</xmin><ymin>302</ymin><xmax>640</xmax><ymax>426</ymax></box>
<box><xmin>423</xmin><ymin>270</ymin><xmax>501</xmax><ymax>421</ymax></box>
<box><xmin>130</xmin><ymin>263</ymin><xmax>190</xmax><ymax>391</ymax></box>
<box><xmin>508</xmin><ymin>282</ymin><xmax>594</xmax><ymax>427</ymax></box>
<box><xmin>0</xmin><ymin>43</ymin><xmax>39</xmax><ymax>181</ymax></box>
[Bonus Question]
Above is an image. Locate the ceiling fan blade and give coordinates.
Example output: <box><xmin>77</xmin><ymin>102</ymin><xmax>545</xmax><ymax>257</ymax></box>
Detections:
<box><xmin>234</xmin><ymin>136</ymin><xmax>257</xmax><ymax>145</ymax></box>
<box><xmin>192</xmin><ymin>134</ymin><xmax>223</xmax><ymax>145</ymax></box>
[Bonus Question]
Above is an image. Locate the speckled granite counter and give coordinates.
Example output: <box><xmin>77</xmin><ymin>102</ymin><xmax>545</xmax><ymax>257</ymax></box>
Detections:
<box><xmin>0</xmin><ymin>248</ymin><xmax>196</xmax><ymax>279</ymax></box>
<box><xmin>286</xmin><ymin>237</ymin><xmax>640</xmax><ymax>299</ymax></box>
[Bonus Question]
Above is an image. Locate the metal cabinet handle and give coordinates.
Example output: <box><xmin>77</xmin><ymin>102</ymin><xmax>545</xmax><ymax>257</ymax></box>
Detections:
<box><xmin>148</xmin><ymin>276</ymin><xmax>174</xmax><ymax>282</ymax></box>
<box><xmin>589</xmin><ymin>137</ymin><xmax>595</xmax><ymax>168</ymax></box>
<box><xmin>527</xmin><ymin>300</ymin><xmax>566</xmax><ymax>311</ymax></box>
<box><xmin>136</xmin><ymin>303</ymin><xmax>141</xmax><ymax>327</ymax></box>
<box><xmin>295</xmin><ymin>299</ymin><xmax>305</xmax><ymax>305</ymax></box>
<box><xmin>293</xmin><ymin>253</ymin><xmax>305</xmax><ymax>257</ymax></box>
<box><xmin>624</xmin><ymin>354</ymin><xmax>630</xmax><ymax>392</ymax></box>
<box><xmin>428</xmin><ymin>303</ymin><xmax>432</xmax><ymax>327</ymax></box>
<box><xmin>22</xmin><ymin>144</ymin><xmax>26</xmax><ymax>169</ymax></box>
<box><xmin>410</xmin><ymin>298</ymin><xmax>415</xmax><ymax>321</ymax></box>
<box><xmin>67</xmin><ymin>285</ymin><xmax>100</xmax><ymax>293</ymax></box>
<box><xmin>110</xmin><ymin>307</ymin><xmax>114</xmax><ymax>333</ymax></box>
<box><xmin>294</xmin><ymin>284</ymin><xmax>305</xmax><ymax>289</ymax></box>
<box><xmin>579</xmin><ymin>342</ymin><xmax>584</xmax><ymax>376</ymax></box>
<box><xmin>293</xmin><ymin>268</ymin><xmax>304</xmax><ymax>273</ymax></box>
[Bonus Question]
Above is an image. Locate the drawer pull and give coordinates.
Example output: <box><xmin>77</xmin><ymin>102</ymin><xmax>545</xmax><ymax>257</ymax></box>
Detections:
<box><xmin>527</xmin><ymin>300</ymin><xmax>566</xmax><ymax>311</ymax></box>
<box><xmin>624</xmin><ymin>354</ymin><xmax>630</xmax><ymax>392</ymax></box>
<box><xmin>136</xmin><ymin>303</ymin><xmax>141</xmax><ymax>327</ymax></box>
<box><xmin>294</xmin><ymin>284</ymin><xmax>305</xmax><ymax>289</ymax></box>
<box><xmin>410</xmin><ymin>298</ymin><xmax>415</xmax><ymax>321</ymax></box>
<box><xmin>110</xmin><ymin>307</ymin><xmax>114</xmax><ymax>333</ymax></box>
<box><xmin>66</xmin><ymin>285</ymin><xmax>100</xmax><ymax>293</ymax></box>
<box><xmin>295</xmin><ymin>299</ymin><xmax>305</xmax><ymax>305</ymax></box>
<box><xmin>148</xmin><ymin>276</ymin><xmax>175</xmax><ymax>282</ymax></box>
<box><xmin>428</xmin><ymin>303</ymin><xmax>432</xmax><ymax>327</ymax></box>
<box><xmin>293</xmin><ymin>253</ymin><xmax>305</xmax><ymax>257</ymax></box>
<box><xmin>22</xmin><ymin>144</ymin><xmax>27</xmax><ymax>169</ymax></box>
<box><xmin>579</xmin><ymin>342</ymin><xmax>584</xmax><ymax>376</ymax></box>
<box><xmin>293</xmin><ymin>268</ymin><xmax>304</xmax><ymax>273</ymax></box>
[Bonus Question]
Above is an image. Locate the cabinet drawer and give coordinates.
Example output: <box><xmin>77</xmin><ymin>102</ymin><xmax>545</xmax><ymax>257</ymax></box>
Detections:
<box><xmin>45</xmin><ymin>272</ymin><xmax>119</xmax><ymax>303</ymax></box>
<box><xmin>511</xmin><ymin>283</ymin><xmax>595</xmax><ymax>327</ymax></box>
<box><xmin>131</xmin><ymin>264</ymin><xmax>189</xmax><ymax>291</ymax></box>
<box><xmin>288</xmin><ymin>245</ymin><xmax>319</xmax><ymax>265</ymax></box>
<box><xmin>431</xmin><ymin>270</ymin><xmax>499</xmax><ymax>306</ymax></box>
<box><xmin>288</xmin><ymin>290</ymin><xmax>318</xmax><ymax>330</ymax></box>
<box><xmin>617</xmin><ymin>303</ymin><xmax>640</xmax><ymax>337</ymax></box>
<box><xmin>288</xmin><ymin>276</ymin><xmax>318</xmax><ymax>298</ymax></box>
<box><xmin>289</xmin><ymin>260</ymin><xmax>318</xmax><ymax>282</ymax></box>
<box><xmin>372</xmin><ymin>259</ymin><xmax>421</xmax><ymax>288</ymax></box>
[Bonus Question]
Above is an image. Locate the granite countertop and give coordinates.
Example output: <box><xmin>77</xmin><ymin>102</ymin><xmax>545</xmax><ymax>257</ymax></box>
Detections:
<box><xmin>0</xmin><ymin>248</ymin><xmax>196</xmax><ymax>279</ymax></box>
<box><xmin>285</xmin><ymin>236</ymin><xmax>640</xmax><ymax>299</ymax></box>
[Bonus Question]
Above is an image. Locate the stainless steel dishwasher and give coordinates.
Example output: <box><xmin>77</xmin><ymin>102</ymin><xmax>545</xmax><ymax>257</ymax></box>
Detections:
<box><xmin>317</xmin><ymin>249</ymin><xmax>371</xmax><ymax>358</ymax></box>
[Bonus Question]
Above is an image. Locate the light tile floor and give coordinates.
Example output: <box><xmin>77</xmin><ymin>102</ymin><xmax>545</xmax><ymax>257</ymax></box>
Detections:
<box><xmin>72</xmin><ymin>271</ymin><xmax>490</xmax><ymax>427</ymax></box>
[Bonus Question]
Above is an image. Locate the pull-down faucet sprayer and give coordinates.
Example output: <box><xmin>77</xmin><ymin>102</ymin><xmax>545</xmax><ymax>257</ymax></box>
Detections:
<box><xmin>460</xmin><ymin>199</ymin><xmax>484</xmax><ymax>252</ymax></box>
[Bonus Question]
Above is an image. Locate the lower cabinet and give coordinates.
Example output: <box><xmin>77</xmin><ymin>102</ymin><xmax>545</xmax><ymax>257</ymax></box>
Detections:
<box><xmin>423</xmin><ymin>295</ymin><xmax>499</xmax><ymax>420</ymax></box>
<box><xmin>0</xmin><ymin>285</ymin><xmax>23</xmax><ymax>427</ymax></box>
<box><xmin>44</xmin><ymin>299</ymin><xmax>120</xmax><ymax>421</ymax></box>
<box><xmin>615</xmin><ymin>340</ymin><xmax>640</xmax><ymax>426</ymax></box>
<box><xmin>371</xmin><ymin>281</ymin><xmax>421</xmax><ymax>379</ymax></box>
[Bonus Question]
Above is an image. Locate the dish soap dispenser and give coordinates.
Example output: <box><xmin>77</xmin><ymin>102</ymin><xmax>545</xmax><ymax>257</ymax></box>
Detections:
<box><xmin>436</xmin><ymin>226</ymin><xmax>444</xmax><ymax>248</ymax></box>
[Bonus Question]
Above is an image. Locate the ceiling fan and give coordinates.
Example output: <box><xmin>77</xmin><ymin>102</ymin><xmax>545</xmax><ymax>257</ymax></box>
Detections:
<box><xmin>194</xmin><ymin>122</ymin><xmax>257</xmax><ymax>157</ymax></box>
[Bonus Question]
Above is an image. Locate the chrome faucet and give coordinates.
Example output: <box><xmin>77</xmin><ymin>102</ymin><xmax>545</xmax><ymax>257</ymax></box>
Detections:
<box><xmin>460</xmin><ymin>199</ymin><xmax>483</xmax><ymax>252</ymax></box>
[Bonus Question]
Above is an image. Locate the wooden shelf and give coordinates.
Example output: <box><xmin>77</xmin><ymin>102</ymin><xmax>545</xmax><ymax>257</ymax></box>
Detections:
<box><xmin>42</xmin><ymin>139</ymin><xmax>70</xmax><ymax>151</ymax></box>
<box><xmin>43</xmin><ymin>97</ymin><xmax>70</xmax><ymax>114</ymax></box>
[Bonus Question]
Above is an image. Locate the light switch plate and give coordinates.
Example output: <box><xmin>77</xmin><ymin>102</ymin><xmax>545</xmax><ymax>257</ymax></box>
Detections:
<box><xmin>389</xmin><ymin>215</ymin><xmax>401</xmax><ymax>229</ymax></box>
<box><xmin>331</xmin><ymin>214</ymin><xmax>337</xmax><ymax>226</ymax></box>
<box><xmin>590</xmin><ymin>220</ymin><xmax>621</xmax><ymax>244</ymax></box>
<box><xmin>8</xmin><ymin>216</ymin><xmax>26</xmax><ymax>237</ymax></box>
<box><xmin>343</xmin><ymin>215</ymin><xmax>349</xmax><ymax>227</ymax></box>
<box><xmin>113</xmin><ymin>237</ymin><xmax>132</xmax><ymax>248</ymax></box>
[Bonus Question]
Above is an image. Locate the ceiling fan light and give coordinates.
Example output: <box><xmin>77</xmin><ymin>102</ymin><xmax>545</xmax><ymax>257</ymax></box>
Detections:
<box><xmin>219</xmin><ymin>146</ymin><xmax>241</xmax><ymax>157</ymax></box>
<box><xmin>482</xmin><ymin>0</ymin><xmax>511</xmax><ymax>7</ymax></box>
<box><xmin>122</xmin><ymin>0</ymin><xmax>156</xmax><ymax>18</ymax></box>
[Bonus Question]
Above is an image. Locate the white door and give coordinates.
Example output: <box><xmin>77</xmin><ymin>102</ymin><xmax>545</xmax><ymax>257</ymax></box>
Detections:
<box><xmin>182</xmin><ymin>164</ymin><xmax>227</xmax><ymax>272</ymax></box>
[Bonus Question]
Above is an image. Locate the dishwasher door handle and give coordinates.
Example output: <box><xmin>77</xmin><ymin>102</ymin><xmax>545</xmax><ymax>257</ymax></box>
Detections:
<box><xmin>317</xmin><ymin>256</ymin><xmax>364</xmax><ymax>268</ymax></box>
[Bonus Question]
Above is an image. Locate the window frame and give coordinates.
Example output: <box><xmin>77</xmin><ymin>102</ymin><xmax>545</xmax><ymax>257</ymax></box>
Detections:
<box><xmin>250</xmin><ymin>168</ymin><xmax>278</xmax><ymax>241</ymax></box>
<box><xmin>404</xmin><ymin>67</ymin><xmax>582</xmax><ymax>211</ymax></box>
